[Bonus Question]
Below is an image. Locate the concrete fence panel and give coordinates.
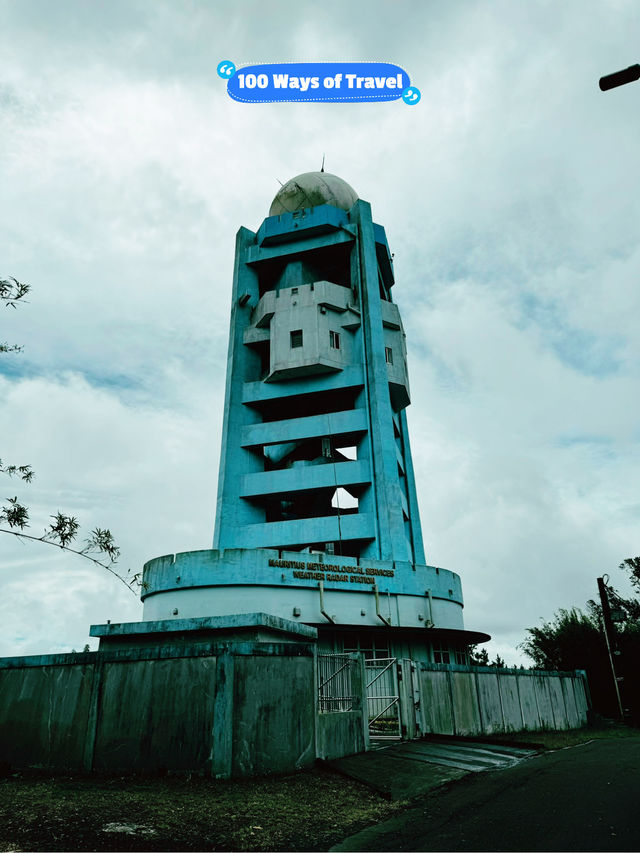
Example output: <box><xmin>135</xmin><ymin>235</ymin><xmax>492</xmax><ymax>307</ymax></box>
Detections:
<box><xmin>0</xmin><ymin>663</ymin><xmax>93</xmax><ymax>769</ymax></box>
<box><xmin>476</xmin><ymin>670</ymin><xmax>503</xmax><ymax>734</ymax></box>
<box><xmin>419</xmin><ymin>669</ymin><xmax>454</xmax><ymax>735</ymax></box>
<box><xmin>232</xmin><ymin>654</ymin><xmax>315</xmax><ymax>776</ymax></box>
<box><xmin>316</xmin><ymin>711</ymin><xmax>365</xmax><ymax>760</ymax></box>
<box><xmin>547</xmin><ymin>677</ymin><xmax>569</xmax><ymax>730</ymax></box>
<box><xmin>560</xmin><ymin>676</ymin><xmax>581</xmax><ymax>728</ymax></box>
<box><xmin>497</xmin><ymin>673</ymin><xmax>525</xmax><ymax>731</ymax></box>
<box><xmin>450</xmin><ymin>671</ymin><xmax>481</xmax><ymax>736</ymax></box>
<box><xmin>516</xmin><ymin>674</ymin><xmax>542</xmax><ymax>730</ymax></box>
<box><xmin>533</xmin><ymin>675</ymin><xmax>556</xmax><ymax>729</ymax></box>
<box><xmin>92</xmin><ymin>657</ymin><xmax>217</xmax><ymax>773</ymax></box>
<box><xmin>572</xmin><ymin>675</ymin><xmax>589</xmax><ymax>726</ymax></box>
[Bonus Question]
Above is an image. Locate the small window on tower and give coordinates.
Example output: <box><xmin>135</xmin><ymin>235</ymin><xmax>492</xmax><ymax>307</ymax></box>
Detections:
<box><xmin>385</xmin><ymin>346</ymin><xmax>393</xmax><ymax>364</ymax></box>
<box><xmin>330</xmin><ymin>330</ymin><xmax>340</xmax><ymax>350</ymax></box>
<box><xmin>290</xmin><ymin>329</ymin><xmax>303</xmax><ymax>348</ymax></box>
<box><xmin>291</xmin><ymin>287</ymin><xmax>298</xmax><ymax>295</ymax></box>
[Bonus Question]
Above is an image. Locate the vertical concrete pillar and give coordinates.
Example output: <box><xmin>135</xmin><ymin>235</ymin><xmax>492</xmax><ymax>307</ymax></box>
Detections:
<box><xmin>473</xmin><ymin>669</ymin><xmax>485</xmax><ymax>735</ymax></box>
<box><xmin>399</xmin><ymin>659</ymin><xmax>417</xmax><ymax>740</ymax></box>
<box><xmin>213</xmin><ymin>227</ymin><xmax>263</xmax><ymax>550</ymax></box>
<box><xmin>313</xmin><ymin>647</ymin><xmax>320</xmax><ymax>759</ymax></box>
<box><xmin>352</xmin><ymin>201</ymin><xmax>411</xmax><ymax>562</ymax></box>
<box><xmin>446</xmin><ymin>667</ymin><xmax>456</xmax><ymax>735</ymax></box>
<box><xmin>398</xmin><ymin>409</ymin><xmax>426</xmax><ymax>565</ymax></box>
<box><xmin>352</xmin><ymin>652</ymin><xmax>370</xmax><ymax>751</ymax></box>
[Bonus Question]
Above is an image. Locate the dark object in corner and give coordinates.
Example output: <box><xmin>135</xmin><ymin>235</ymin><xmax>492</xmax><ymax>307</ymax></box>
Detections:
<box><xmin>599</xmin><ymin>64</ymin><xmax>640</xmax><ymax>91</ymax></box>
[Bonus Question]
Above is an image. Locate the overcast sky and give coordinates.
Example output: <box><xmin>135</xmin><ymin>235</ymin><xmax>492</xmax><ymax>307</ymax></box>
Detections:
<box><xmin>1</xmin><ymin>0</ymin><xmax>639</xmax><ymax>664</ymax></box>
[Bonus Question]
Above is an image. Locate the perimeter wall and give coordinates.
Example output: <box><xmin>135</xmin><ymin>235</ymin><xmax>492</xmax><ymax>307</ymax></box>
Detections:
<box><xmin>0</xmin><ymin>641</ymin><xmax>342</xmax><ymax>777</ymax></box>
<box><xmin>418</xmin><ymin>662</ymin><xmax>590</xmax><ymax>736</ymax></box>
<box><xmin>0</xmin><ymin>647</ymin><xmax>590</xmax><ymax>777</ymax></box>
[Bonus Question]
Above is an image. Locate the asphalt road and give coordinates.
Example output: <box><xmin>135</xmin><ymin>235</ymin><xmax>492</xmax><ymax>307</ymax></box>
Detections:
<box><xmin>333</xmin><ymin>735</ymin><xmax>640</xmax><ymax>852</ymax></box>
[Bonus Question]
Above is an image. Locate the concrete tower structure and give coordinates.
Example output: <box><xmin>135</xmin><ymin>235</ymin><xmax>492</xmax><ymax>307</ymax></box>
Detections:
<box><xmin>131</xmin><ymin>172</ymin><xmax>487</xmax><ymax>662</ymax></box>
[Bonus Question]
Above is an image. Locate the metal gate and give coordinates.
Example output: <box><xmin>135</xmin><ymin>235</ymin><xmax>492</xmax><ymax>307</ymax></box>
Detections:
<box><xmin>319</xmin><ymin>654</ymin><xmax>422</xmax><ymax>742</ymax></box>
<box><xmin>365</xmin><ymin>657</ymin><xmax>401</xmax><ymax>739</ymax></box>
<box><xmin>317</xmin><ymin>653</ymin><xmax>357</xmax><ymax>712</ymax></box>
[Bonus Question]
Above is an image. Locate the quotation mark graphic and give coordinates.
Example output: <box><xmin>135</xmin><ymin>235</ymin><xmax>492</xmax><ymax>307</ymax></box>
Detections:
<box><xmin>402</xmin><ymin>86</ymin><xmax>421</xmax><ymax>105</ymax></box>
<box><xmin>217</xmin><ymin>60</ymin><xmax>236</xmax><ymax>79</ymax></box>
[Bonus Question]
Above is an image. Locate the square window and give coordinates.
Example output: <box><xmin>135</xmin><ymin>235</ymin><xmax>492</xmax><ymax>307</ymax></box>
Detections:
<box><xmin>385</xmin><ymin>346</ymin><xmax>393</xmax><ymax>364</ymax></box>
<box><xmin>330</xmin><ymin>330</ymin><xmax>340</xmax><ymax>349</ymax></box>
<box><xmin>433</xmin><ymin>646</ymin><xmax>450</xmax><ymax>665</ymax></box>
<box><xmin>290</xmin><ymin>329</ymin><xmax>303</xmax><ymax>348</ymax></box>
<box><xmin>291</xmin><ymin>287</ymin><xmax>298</xmax><ymax>295</ymax></box>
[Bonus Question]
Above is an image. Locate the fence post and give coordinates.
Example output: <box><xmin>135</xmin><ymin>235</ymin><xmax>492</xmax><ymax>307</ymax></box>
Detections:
<box><xmin>514</xmin><ymin>671</ymin><xmax>526</xmax><ymax>730</ymax></box>
<box><xmin>416</xmin><ymin>662</ymin><xmax>427</xmax><ymax>735</ymax></box>
<box><xmin>575</xmin><ymin>669</ymin><xmax>591</xmax><ymax>723</ymax></box>
<box><xmin>473</xmin><ymin>667</ymin><xmax>485</xmax><ymax>736</ymax></box>
<box><xmin>446</xmin><ymin>666</ymin><xmax>456</xmax><ymax>735</ymax></box>
<box><xmin>398</xmin><ymin>659</ymin><xmax>416</xmax><ymax>740</ymax></box>
<box><xmin>355</xmin><ymin>653</ymin><xmax>370</xmax><ymax>751</ymax></box>
<box><xmin>313</xmin><ymin>647</ymin><xmax>320</xmax><ymax>760</ymax></box>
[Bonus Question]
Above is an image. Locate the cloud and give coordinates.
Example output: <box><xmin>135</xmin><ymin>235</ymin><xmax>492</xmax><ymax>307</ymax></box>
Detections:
<box><xmin>0</xmin><ymin>372</ymin><xmax>218</xmax><ymax>656</ymax></box>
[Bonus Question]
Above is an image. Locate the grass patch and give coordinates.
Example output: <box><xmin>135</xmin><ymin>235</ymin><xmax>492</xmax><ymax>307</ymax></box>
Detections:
<box><xmin>0</xmin><ymin>764</ymin><xmax>401</xmax><ymax>852</ymax></box>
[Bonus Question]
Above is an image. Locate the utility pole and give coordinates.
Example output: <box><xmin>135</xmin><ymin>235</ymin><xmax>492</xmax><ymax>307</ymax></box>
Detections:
<box><xmin>597</xmin><ymin>576</ymin><xmax>624</xmax><ymax>719</ymax></box>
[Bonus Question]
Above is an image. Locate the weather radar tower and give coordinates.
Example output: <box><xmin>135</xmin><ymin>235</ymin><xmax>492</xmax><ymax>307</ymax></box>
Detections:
<box><xmin>98</xmin><ymin>171</ymin><xmax>487</xmax><ymax>661</ymax></box>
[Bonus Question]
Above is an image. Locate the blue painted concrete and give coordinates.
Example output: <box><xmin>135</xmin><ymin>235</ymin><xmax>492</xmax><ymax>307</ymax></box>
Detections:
<box><xmin>141</xmin><ymin>548</ymin><xmax>462</xmax><ymax>602</ymax></box>
<box><xmin>138</xmin><ymin>175</ymin><xmax>484</xmax><ymax>655</ymax></box>
<box><xmin>212</xmin><ymin>195</ymin><xmax>425</xmax><ymax>563</ymax></box>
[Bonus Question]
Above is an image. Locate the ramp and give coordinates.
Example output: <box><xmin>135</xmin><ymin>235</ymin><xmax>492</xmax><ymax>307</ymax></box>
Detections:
<box><xmin>329</xmin><ymin>737</ymin><xmax>538</xmax><ymax>800</ymax></box>
<box><xmin>383</xmin><ymin>738</ymin><xmax>537</xmax><ymax>772</ymax></box>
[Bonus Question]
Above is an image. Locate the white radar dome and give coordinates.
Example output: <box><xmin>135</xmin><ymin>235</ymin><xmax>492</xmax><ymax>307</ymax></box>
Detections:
<box><xmin>269</xmin><ymin>171</ymin><xmax>358</xmax><ymax>216</ymax></box>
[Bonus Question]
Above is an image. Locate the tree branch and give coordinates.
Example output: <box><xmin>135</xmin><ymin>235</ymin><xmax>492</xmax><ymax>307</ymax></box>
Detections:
<box><xmin>0</xmin><ymin>527</ymin><xmax>138</xmax><ymax>596</ymax></box>
<box><xmin>0</xmin><ymin>277</ymin><xmax>30</xmax><ymax>308</ymax></box>
<box><xmin>0</xmin><ymin>461</ymin><xmax>34</xmax><ymax>482</ymax></box>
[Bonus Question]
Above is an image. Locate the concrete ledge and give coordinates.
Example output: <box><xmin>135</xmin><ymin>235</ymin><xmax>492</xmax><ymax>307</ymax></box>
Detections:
<box><xmin>90</xmin><ymin>612</ymin><xmax>317</xmax><ymax>642</ymax></box>
<box><xmin>0</xmin><ymin>640</ymin><xmax>317</xmax><ymax>669</ymax></box>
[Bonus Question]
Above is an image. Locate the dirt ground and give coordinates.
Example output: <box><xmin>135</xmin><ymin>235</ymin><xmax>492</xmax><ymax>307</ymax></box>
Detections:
<box><xmin>0</xmin><ymin>762</ymin><xmax>401</xmax><ymax>852</ymax></box>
